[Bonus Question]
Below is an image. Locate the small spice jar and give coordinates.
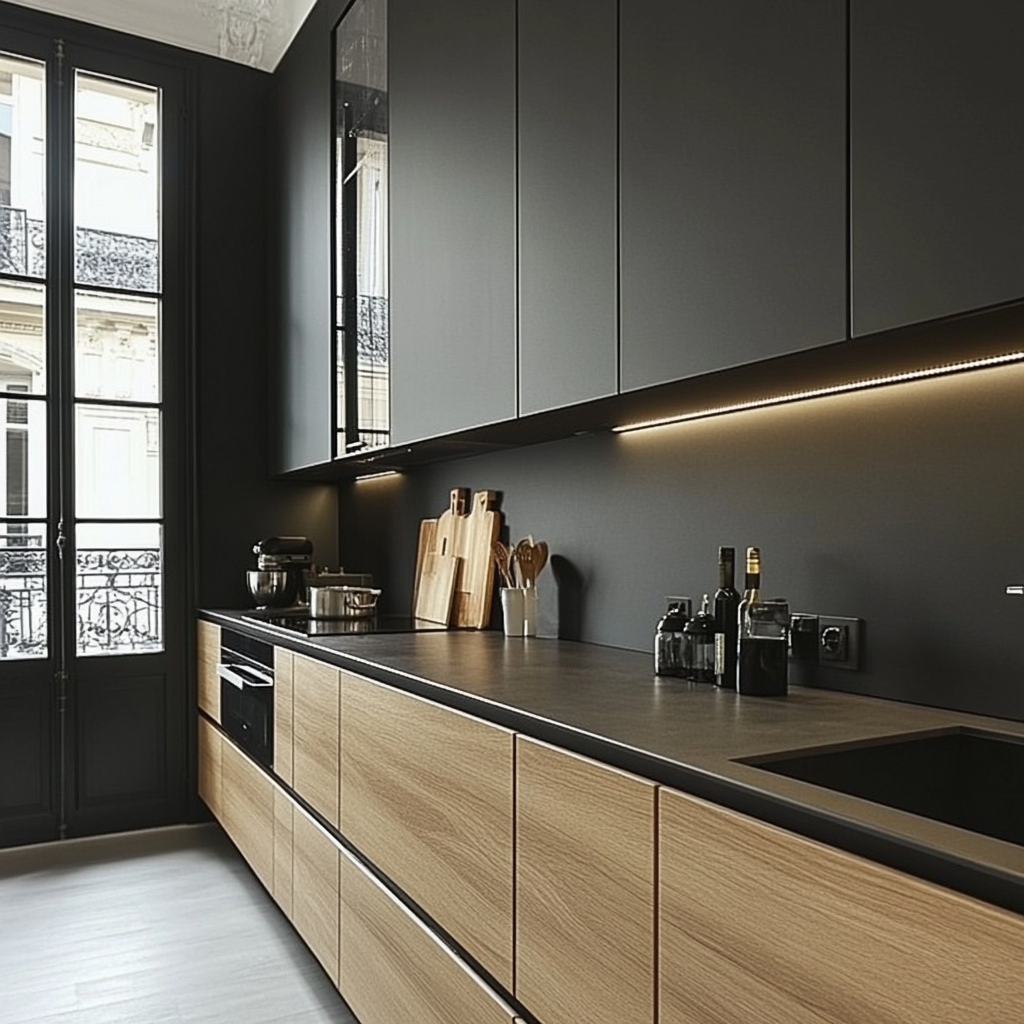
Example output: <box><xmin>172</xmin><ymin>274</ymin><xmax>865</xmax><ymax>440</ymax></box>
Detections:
<box><xmin>683</xmin><ymin>594</ymin><xmax>717</xmax><ymax>683</ymax></box>
<box><xmin>654</xmin><ymin>597</ymin><xmax>691</xmax><ymax>677</ymax></box>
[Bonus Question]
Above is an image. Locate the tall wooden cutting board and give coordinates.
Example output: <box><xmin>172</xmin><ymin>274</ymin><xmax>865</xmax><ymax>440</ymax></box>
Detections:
<box><xmin>451</xmin><ymin>489</ymin><xmax>501</xmax><ymax>628</ymax></box>
<box><xmin>413</xmin><ymin>518</ymin><xmax>458</xmax><ymax>625</ymax></box>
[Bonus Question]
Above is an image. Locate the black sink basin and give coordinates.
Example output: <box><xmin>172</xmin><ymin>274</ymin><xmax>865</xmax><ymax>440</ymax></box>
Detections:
<box><xmin>739</xmin><ymin>728</ymin><xmax>1024</xmax><ymax>848</ymax></box>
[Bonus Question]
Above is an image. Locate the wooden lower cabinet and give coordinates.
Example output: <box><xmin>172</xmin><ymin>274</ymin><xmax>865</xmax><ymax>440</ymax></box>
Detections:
<box><xmin>340</xmin><ymin>672</ymin><xmax>515</xmax><ymax>988</ymax></box>
<box><xmin>273</xmin><ymin>647</ymin><xmax>294</xmax><ymax>786</ymax></box>
<box><xmin>292</xmin><ymin>653</ymin><xmax>340</xmax><ymax>827</ymax></box>
<box><xmin>197</xmin><ymin>715</ymin><xmax>222</xmax><ymax>820</ymax></box>
<box><xmin>219</xmin><ymin>735</ymin><xmax>274</xmax><ymax>894</ymax></box>
<box><xmin>292</xmin><ymin>802</ymin><xmax>341</xmax><ymax>986</ymax></box>
<box><xmin>515</xmin><ymin>736</ymin><xmax>657</xmax><ymax>1024</ymax></box>
<box><xmin>197</xmin><ymin>621</ymin><xmax>220</xmax><ymax>722</ymax></box>
<box><xmin>658</xmin><ymin>786</ymin><xmax>1024</xmax><ymax>1024</ymax></box>
<box><xmin>272</xmin><ymin>783</ymin><xmax>293</xmax><ymax>919</ymax></box>
<box><xmin>340</xmin><ymin>843</ymin><xmax>521</xmax><ymax>1024</ymax></box>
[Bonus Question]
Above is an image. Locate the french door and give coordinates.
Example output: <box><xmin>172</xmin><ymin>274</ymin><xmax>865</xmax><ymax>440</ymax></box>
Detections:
<box><xmin>0</xmin><ymin>28</ymin><xmax>189</xmax><ymax>846</ymax></box>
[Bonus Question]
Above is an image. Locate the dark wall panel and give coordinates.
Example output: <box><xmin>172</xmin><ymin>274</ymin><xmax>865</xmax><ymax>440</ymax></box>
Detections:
<box><xmin>194</xmin><ymin>55</ymin><xmax>339</xmax><ymax>607</ymax></box>
<box><xmin>341</xmin><ymin>354</ymin><xmax>1024</xmax><ymax>724</ymax></box>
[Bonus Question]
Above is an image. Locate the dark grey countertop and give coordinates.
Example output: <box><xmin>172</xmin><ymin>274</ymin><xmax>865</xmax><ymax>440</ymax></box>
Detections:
<box><xmin>203</xmin><ymin>609</ymin><xmax>1024</xmax><ymax>916</ymax></box>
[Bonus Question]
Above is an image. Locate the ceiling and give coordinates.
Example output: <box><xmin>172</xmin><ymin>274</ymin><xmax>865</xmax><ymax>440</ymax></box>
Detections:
<box><xmin>3</xmin><ymin>0</ymin><xmax>319</xmax><ymax>72</ymax></box>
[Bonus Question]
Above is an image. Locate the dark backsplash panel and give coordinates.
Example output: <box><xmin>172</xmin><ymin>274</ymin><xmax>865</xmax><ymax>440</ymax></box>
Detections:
<box><xmin>340</xmin><ymin>360</ymin><xmax>1024</xmax><ymax>724</ymax></box>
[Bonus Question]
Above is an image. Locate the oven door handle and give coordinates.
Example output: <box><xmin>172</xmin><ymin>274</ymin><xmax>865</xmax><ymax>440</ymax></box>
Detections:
<box><xmin>217</xmin><ymin>662</ymin><xmax>274</xmax><ymax>689</ymax></box>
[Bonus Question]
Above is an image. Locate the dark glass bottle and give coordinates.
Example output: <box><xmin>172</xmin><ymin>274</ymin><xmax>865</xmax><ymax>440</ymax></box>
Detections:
<box><xmin>737</xmin><ymin>547</ymin><xmax>789</xmax><ymax>696</ymax></box>
<box><xmin>654</xmin><ymin>599</ymin><xmax>689</xmax><ymax>677</ymax></box>
<box><xmin>683</xmin><ymin>594</ymin><xmax>717</xmax><ymax>683</ymax></box>
<box><xmin>713</xmin><ymin>547</ymin><xmax>739</xmax><ymax>689</ymax></box>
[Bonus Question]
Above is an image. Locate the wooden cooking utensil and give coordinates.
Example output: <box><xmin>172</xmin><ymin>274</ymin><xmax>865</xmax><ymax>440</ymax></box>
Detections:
<box><xmin>515</xmin><ymin>539</ymin><xmax>537</xmax><ymax>588</ymax></box>
<box><xmin>492</xmin><ymin>540</ymin><xmax>515</xmax><ymax>589</ymax></box>
<box><xmin>514</xmin><ymin>537</ymin><xmax>549</xmax><ymax>589</ymax></box>
<box><xmin>533</xmin><ymin>541</ymin><xmax>549</xmax><ymax>580</ymax></box>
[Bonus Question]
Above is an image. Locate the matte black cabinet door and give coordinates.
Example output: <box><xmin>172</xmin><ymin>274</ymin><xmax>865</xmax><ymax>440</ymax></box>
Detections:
<box><xmin>851</xmin><ymin>0</ymin><xmax>1024</xmax><ymax>337</ymax></box>
<box><xmin>620</xmin><ymin>1</ymin><xmax>847</xmax><ymax>393</ymax></box>
<box><xmin>389</xmin><ymin>0</ymin><xmax>517</xmax><ymax>444</ymax></box>
<box><xmin>518</xmin><ymin>0</ymin><xmax>618</xmax><ymax>416</ymax></box>
<box><xmin>271</xmin><ymin>17</ymin><xmax>333</xmax><ymax>473</ymax></box>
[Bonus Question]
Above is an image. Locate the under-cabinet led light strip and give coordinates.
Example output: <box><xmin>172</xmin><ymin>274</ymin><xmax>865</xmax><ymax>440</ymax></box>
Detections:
<box><xmin>353</xmin><ymin>470</ymin><xmax>401</xmax><ymax>482</ymax></box>
<box><xmin>612</xmin><ymin>351</ymin><xmax>1024</xmax><ymax>434</ymax></box>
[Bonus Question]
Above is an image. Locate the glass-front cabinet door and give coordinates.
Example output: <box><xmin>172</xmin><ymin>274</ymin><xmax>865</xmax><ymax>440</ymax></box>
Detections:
<box><xmin>334</xmin><ymin>0</ymin><xmax>389</xmax><ymax>457</ymax></box>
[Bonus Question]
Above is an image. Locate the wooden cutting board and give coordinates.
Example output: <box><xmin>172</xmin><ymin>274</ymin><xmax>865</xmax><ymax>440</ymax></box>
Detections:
<box><xmin>451</xmin><ymin>489</ymin><xmax>501</xmax><ymax>628</ymax></box>
<box><xmin>412</xmin><ymin>518</ymin><xmax>437</xmax><ymax>614</ymax></box>
<box><xmin>412</xmin><ymin>488</ymin><xmax>501</xmax><ymax>628</ymax></box>
<box><xmin>413</xmin><ymin>550</ymin><xmax>458</xmax><ymax>624</ymax></box>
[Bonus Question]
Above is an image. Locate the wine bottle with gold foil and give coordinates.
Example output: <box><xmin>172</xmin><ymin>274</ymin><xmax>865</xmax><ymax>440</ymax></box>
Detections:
<box><xmin>737</xmin><ymin>546</ymin><xmax>789</xmax><ymax>696</ymax></box>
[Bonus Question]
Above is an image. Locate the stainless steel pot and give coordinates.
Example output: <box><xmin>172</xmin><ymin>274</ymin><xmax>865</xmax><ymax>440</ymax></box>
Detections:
<box><xmin>308</xmin><ymin>584</ymin><xmax>382</xmax><ymax>619</ymax></box>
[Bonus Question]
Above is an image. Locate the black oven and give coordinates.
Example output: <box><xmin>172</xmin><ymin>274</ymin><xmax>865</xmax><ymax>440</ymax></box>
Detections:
<box><xmin>218</xmin><ymin>628</ymin><xmax>274</xmax><ymax>770</ymax></box>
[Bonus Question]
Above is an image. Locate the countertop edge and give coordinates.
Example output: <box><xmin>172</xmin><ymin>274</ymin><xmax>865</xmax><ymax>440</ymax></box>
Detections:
<box><xmin>200</xmin><ymin>609</ymin><xmax>1024</xmax><ymax>917</ymax></box>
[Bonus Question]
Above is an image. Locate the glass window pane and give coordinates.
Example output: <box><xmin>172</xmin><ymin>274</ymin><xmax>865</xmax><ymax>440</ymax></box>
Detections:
<box><xmin>75</xmin><ymin>404</ymin><xmax>160</xmax><ymax>519</ymax></box>
<box><xmin>74</xmin><ymin>291</ymin><xmax>159</xmax><ymax>402</ymax></box>
<box><xmin>0</xmin><ymin>523</ymin><xmax>47</xmax><ymax>660</ymax></box>
<box><xmin>0</xmin><ymin>279</ymin><xmax>45</xmax><ymax>394</ymax></box>
<box><xmin>74</xmin><ymin>71</ymin><xmax>160</xmax><ymax>293</ymax></box>
<box><xmin>335</xmin><ymin>0</ymin><xmax>389</xmax><ymax>454</ymax></box>
<box><xmin>0</xmin><ymin>52</ymin><xmax>46</xmax><ymax>280</ymax></box>
<box><xmin>76</xmin><ymin>521</ymin><xmax>161</xmax><ymax>656</ymax></box>
<box><xmin>1</xmin><ymin>394</ymin><xmax>46</xmax><ymax>518</ymax></box>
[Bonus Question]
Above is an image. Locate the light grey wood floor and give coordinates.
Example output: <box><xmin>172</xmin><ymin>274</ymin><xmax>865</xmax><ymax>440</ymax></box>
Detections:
<box><xmin>0</xmin><ymin>824</ymin><xmax>358</xmax><ymax>1024</ymax></box>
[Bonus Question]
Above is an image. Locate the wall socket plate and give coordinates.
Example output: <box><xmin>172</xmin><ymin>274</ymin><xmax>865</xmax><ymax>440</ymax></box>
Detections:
<box><xmin>818</xmin><ymin>615</ymin><xmax>862</xmax><ymax>671</ymax></box>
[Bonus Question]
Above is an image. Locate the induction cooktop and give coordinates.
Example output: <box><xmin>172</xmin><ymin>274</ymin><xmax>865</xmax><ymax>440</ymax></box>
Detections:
<box><xmin>240</xmin><ymin>608</ymin><xmax>451</xmax><ymax>637</ymax></box>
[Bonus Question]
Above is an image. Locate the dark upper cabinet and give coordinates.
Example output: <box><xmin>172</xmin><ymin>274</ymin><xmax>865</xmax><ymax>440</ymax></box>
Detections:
<box><xmin>517</xmin><ymin>0</ymin><xmax>618</xmax><ymax>416</ymax></box>
<box><xmin>388</xmin><ymin>0</ymin><xmax>517</xmax><ymax>445</ymax></box>
<box><xmin>619</xmin><ymin>0</ymin><xmax>847</xmax><ymax>393</ymax></box>
<box><xmin>850</xmin><ymin>1</ymin><xmax>1024</xmax><ymax>337</ymax></box>
<box><xmin>270</xmin><ymin>13</ymin><xmax>335</xmax><ymax>475</ymax></box>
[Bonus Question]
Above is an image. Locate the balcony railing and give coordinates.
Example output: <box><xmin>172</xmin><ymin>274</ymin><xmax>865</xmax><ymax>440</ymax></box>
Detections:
<box><xmin>0</xmin><ymin>205</ymin><xmax>159</xmax><ymax>290</ymax></box>
<box><xmin>0</xmin><ymin>539</ymin><xmax>162</xmax><ymax>659</ymax></box>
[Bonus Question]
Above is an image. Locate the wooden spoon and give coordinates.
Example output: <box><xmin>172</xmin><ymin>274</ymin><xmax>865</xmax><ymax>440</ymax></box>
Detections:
<box><xmin>533</xmin><ymin>541</ymin><xmax>549</xmax><ymax>580</ymax></box>
<box><xmin>515</xmin><ymin>539</ymin><xmax>538</xmax><ymax>588</ymax></box>
<box><xmin>492</xmin><ymin>541</ymin><xmax>515</xmax><ymax>589</ymax></box>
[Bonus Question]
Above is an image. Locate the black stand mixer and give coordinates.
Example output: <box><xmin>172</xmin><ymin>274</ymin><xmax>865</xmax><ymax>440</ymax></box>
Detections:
<box><xmin>246</xmin><ymin>536</ymin><xmax>314</xmax><ymax>608</ymax></box>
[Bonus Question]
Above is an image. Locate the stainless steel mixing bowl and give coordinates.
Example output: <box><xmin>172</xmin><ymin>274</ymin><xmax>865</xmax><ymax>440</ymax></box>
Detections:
<box><xmin>246</xmin><ymin>569</ymin><xmax>299</xmax><ymax>608</ymax></box>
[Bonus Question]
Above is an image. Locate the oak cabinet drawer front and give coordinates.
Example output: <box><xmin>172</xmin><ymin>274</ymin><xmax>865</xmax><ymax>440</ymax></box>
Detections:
<box><xmin>340</xmin><ymin>844</ymin><xmax>518</xmax><ymax>1024</ymax></box>
<box><xmin>340</xmin><ymin>671</ymin><xmax>515</xmax><ymax>988</ymax></box>
<box><xmin>197</xmin><ymin>621</ymin><xmax>221</xmax><ymax>722</ymax></box>
<box><xmin>220</xmin><ymin>736</ymin><xmax>274</xmax><ymax>893</ymax></box>
<box><xmin>292</xmin><ymin>802</ymin><xmax>341</xmax><ymax>986</ymax></box>
<box><xmin>273</xmin><ymin>647</ymin><xmax>294</xmax><ymax>785</ymax></box>
<box><xmin>659</xmin><ymin>787</ymin><xmax>1024</xmax><ymax>1024</ymax></box>
<box><xmin>197</xmin><ymin>715</ymin><xmax>222</xmax><ymax>819</ymax></box>
<box><xmin>515</xmin><ymin>736</ymin><xmax>656</xmax><ymax>1024</ymax></box>
<box><xmin>292</xmin><ymin>653</ymin><xmax>340</xmax><ymax>826</ymax></box>
<box><xmin>272</xmin><ymin>782</ymin><xmax>294</xmax><ymax>919</ymax></box>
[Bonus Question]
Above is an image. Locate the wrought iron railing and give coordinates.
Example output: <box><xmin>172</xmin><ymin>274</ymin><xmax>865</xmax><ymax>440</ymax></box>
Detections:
<box><xmin>76</xmin><ymin>547</ymin><xmax>162</xmax><ymax>655</ymax></box>
<box><xmin>0</xmin><ymin>205</ymin><xmax>158</xmax><ymax>290</ymax></box>
<box><xmin>0</xmin><ymin>539</ymin><xmax>162</xmax><ymax>659</ymax></box>
<box><xmin>0</xmin><ymin>535</ymin><xmax>46</xmax><ymax>660</ymax></box>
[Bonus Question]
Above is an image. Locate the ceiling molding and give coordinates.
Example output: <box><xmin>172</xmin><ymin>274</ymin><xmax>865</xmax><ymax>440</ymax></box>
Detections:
<box><xmin>2</xmin><ymin>0</ymin><xmax>318</xmax><ymax>72</ymax></box>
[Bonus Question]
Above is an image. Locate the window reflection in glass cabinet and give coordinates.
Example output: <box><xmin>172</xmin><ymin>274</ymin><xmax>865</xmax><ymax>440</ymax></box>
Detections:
<box><xmin>334</xmin><ymin>0</ymin><xmax>389</xmax><ymax>457</ymax></box>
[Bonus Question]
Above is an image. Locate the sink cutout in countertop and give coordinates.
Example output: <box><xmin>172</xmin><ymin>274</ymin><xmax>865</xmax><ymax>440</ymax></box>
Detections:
<box><xmin>737</xmin><ymin>727</ymin><xmax>1024</xmax><ymax>849</ymax></box>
